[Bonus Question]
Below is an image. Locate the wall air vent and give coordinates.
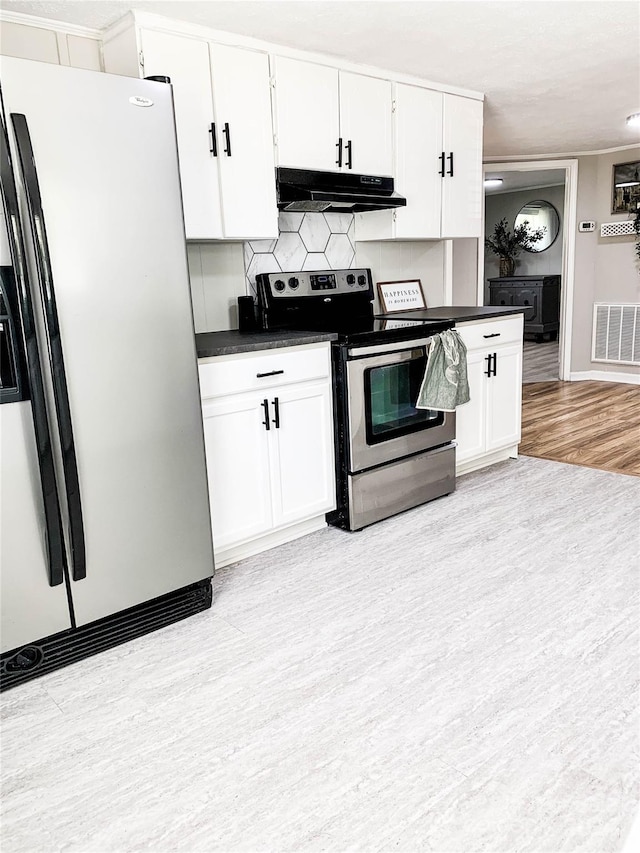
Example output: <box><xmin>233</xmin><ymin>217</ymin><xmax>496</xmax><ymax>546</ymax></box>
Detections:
<box><xmin>592</xmin><ymin>303</ymin><xmax>640</xmax><ymax>365</ymax></box>
<box><xmin>600</xmin><ymin>220</ymin><xmax>636</xmax><ymax>237</ymax></box>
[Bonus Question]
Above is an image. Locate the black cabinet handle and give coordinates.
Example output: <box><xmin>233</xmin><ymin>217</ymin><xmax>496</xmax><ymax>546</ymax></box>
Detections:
<box><xmin>261</xmin><ymin>398</ymin><xmax>270</xmax><ymax>430</ymax></box>
<box><xmin>256</xmin><ymin>369</ymin><xmax>284</xmax><ymax>378</ymax></box>
<box><xmin>345</xmin><ymin>139</ymin><xmax>353</xmax><ymax>170</ymax></box>
<box><xmin>223</xmin><ymin>122</ymin><xmax>231</xmax><ymax>156</ymax></box>
<box><xmin>484</xmin><ymin>353</ymin><xmax>497</xmax><ymax>377</ymax></box>
<box><xmin>447</xmin><ymin>151</ymin><xmax>454</xmax><ymax>176</ymax></box>
<box><xmin>439</xmin><ymin>151</ymin><xmax>446</xmax><ymax>176</ymax></box>
<box><xmin>483</xmin><ymin>332</ymin><xmax>501</xmax><ymax>339</ymax></box>
<box><xmin>272</xmin><ymin>396</ymin><xmax>280</xmax><ymax>429</ymax></box>
<box><xmin>336</xmin><ymin>137</ymin><xmax>343</xmax><ymax>167</ymax></box>
<box><xmin>493</xmin><ymin>353</ymin><xmax>498</xmax><ymax>377</ymax></box>
<box><xmin>209</xmin><ymin>122</ymin><xmax>217</xmax><ymax>156</ymax></box>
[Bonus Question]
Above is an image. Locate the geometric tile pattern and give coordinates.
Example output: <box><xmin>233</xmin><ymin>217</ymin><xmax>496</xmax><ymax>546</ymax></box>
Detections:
<box><xmin>244</xmin><ymin>212</ymin><xmax>356</xmax><ymax>296</ymax></box>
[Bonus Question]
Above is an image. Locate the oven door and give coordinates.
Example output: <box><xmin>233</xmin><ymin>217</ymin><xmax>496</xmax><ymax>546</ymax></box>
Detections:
<box><xmin>345</xmin><ymin>338</ymin><xmax>455</xmax><ymax>473</ymax></box>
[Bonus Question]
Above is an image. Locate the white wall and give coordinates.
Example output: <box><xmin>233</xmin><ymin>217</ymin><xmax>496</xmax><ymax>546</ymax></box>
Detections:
<box><xmin>484</xmin><ymin>184</ymin><xmax>565</xmax><ymax>297</ymax></box>
<box><xmin>572</xmin><ymin>147</ymin><xmax>640</xmax><ymax>375</ymax></box>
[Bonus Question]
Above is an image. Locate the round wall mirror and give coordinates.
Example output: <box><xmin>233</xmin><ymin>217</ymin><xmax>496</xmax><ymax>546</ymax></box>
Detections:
<box><xmin>514</xmin><ymin>200</ymin><xmax>560</xmax><ymax>252</ymax></box>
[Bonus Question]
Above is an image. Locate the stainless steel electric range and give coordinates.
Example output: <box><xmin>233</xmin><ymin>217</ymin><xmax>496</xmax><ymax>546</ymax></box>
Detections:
<box><xmin>256</xmin><ymin>268</ymin><xmax>456</xmax><ymax>530</ymax></box>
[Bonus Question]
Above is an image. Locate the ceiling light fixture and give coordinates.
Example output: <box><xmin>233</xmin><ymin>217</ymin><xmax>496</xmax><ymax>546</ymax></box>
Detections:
<box><xmin>626</xmin><ymin>113</ymin><xmax>640</xmax><ymax>127</ymax></box>
<box><xmin>484</xmin><ymin>178</ymin><xmax>503</xmax><ymax>188</ymax></box>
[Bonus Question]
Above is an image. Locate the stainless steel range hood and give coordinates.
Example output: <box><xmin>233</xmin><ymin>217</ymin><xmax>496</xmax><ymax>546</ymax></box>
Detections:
<box><xmin>276</xmin><ymin>167</ymin><xmax>406</xmax><ymax>213</ymax></box>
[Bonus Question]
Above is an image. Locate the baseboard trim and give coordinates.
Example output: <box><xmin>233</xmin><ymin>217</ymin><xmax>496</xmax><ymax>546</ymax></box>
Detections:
<box><xmin>569</xmin><ymin>370</ymin><xmax>640</xmax><ymax>385</ymax></box>
<box><xmin>456</xmin><ymin>445</ymin><xmax>518</xmax><ymax>476</ymax></box>
<box><xmin>214</xmin><ymin>515</ymin><xmax>329</xmax><ymax>568</ymax></box>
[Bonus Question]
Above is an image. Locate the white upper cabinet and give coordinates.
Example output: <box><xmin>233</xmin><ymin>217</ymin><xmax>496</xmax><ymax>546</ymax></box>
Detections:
<box><xmin>338</xmin><ymin>71</ymin><xmax>393</xmax><ymax>175</ymax></box>
<box><xmin>273</xmin><ymin>56</ymin><xmax>393</xmax><ymax>175</ymax></box>
<box><xmin>355</xmin><ymin>86</ymin><xmax>483</xmax><ymax>241</ymax></box>
<box><xmin>441</xmin><ymin>94</ymin><xmax>484</xmax><ymax>238</ymax></box>
<box><xmin>208</xmin><ymin>43</ymin><xmax>278</xmax><ymax>239</ymax></box>
<box><xmin>272</xmin><ymin>57</ymin><xmax>340</xmax><ymax>172</ymax></box>
<box><xmin>103</xmin><ymin>25</ymin><xmax>278</xmax><ymax>241</ymax></box>
<box><xmin>139</xmin><ymin>29</ymin><xmax>223</xmax><ymax>240</ymax></box>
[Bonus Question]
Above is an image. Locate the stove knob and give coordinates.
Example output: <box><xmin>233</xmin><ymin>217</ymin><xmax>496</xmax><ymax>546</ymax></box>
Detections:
<box><xmin>273</xmin><ymin>279</ymin><xmax>286</xmax><ymax>292</ymax></box>
<box><xmin>288</xmin><ymin>276</ymin><xmax>300</xmax><ymax>290</ymax></box>
<box><xmin>357</xmin><ymin>274</ymin><xmax>367</xmax><ymax>286</ymax></box>
<box><xmin>346</xmin><ymin>273</ymin><xmax>356</xmax><ymax>285</ymax></box>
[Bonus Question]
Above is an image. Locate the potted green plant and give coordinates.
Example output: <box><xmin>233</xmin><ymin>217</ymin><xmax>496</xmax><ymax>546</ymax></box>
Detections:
<box><xmin>485</xmin><ymin>217</ymin><xmax>546</xmax><ymax>276</ymax></box>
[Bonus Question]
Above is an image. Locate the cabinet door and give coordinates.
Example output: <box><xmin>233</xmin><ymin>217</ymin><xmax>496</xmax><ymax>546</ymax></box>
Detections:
<box><xmin>270</xmin><ymin>382</ymin><xmax>336</xmax><ymax>527</ymax></box>
<box><xmin>202</xmin><ymin>394</ymin><xmax>273</xmax><ymax>550</ymax></box>
<box><xmin>140</xmin><ymin>29</ymin><xmax>222</xmax><ymax>239</ymax></box>
<box><xmin>394</xmin><ymin>83</ymin><xmax>443</xmax><ymax>238</ymax></box>
<box><xmin>485</xmin><ymin>344</ymin><xmax>522</xmax><ymax>453</ymax></box>
<box><xmin>441</xmin><ymin>94</ymin><xmax>483</xmax><ymax>238</ymax></box>
<box><xmin>512</xmin><ymin>287</ymin><xmax>540</xmax><ymax>325</ymax></box>
<box><xmin>273</xmin><ymin>57</ymin><xmax>340</xmax><ymax>171</ymax></box>
<box><xmin>490</xmin><ymin>286</ymin><xmax>515</xmax><ymax>308</ymax></box>
<box><xmin>209</xmin><ymin>44</ymin><xmax>278</xmax><ymax>239</ymax></box>
<box><xmin>339</xmin><ymin>72</ymin><xmax>393</xmax><ymax>176</ymax></box>
<box><xmin>455</xmin><ymin>348</ymin><xmax>487</xmax><ymax>464</ymax></box>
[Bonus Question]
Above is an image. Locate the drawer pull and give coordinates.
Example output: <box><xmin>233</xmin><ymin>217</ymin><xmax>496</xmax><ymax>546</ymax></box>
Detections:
<box><xmin>483</xmin><ymin>333</ymin><xmax>501</xmax><ymax>339</ymax></box>
<box><xmin>256</xmin><ymin>369</ymin><xmax>285</xmax><ymax>378</ymax></box>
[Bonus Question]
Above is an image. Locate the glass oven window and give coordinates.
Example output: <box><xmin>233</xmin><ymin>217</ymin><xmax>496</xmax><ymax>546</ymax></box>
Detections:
<box><xmin>364</xmin><ymin>353</ymin><xmax>443</xmax><ymax>444</ymax></box>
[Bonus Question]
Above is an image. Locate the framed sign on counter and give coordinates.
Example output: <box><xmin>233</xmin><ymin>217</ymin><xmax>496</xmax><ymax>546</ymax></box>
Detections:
<box><xmin>377</xmin><ymin>279</ymin><xmax>426</xmax><ymax>313</ymax></box>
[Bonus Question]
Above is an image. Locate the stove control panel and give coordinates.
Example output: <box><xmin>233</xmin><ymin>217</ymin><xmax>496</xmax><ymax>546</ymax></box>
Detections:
<box><xmin>257</xmin><ymin>268</ymin><xmax>373</xmax><ymax>300</ymax></box>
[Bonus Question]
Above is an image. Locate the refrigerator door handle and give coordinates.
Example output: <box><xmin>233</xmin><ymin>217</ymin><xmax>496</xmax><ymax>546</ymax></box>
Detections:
<box><xmin>0</xmin><ymin>118</ymin><xmax>66</xmax><ymax>587</ymax></box>
<box><xmin>11</xmin><ymin>112</ymin><xmax>87</xmax><ymax>582</ymax></box>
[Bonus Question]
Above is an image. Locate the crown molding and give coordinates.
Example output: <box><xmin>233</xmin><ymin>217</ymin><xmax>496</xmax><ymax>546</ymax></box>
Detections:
<box><xmin>485</xmin><ymin>142</ymin><xmax>640</xmax><ymax>161</ymax></box>
<box><xmin>0</xmin><ymin>9</ymin><xmax>101</xmax><ymax>39</ymax></box>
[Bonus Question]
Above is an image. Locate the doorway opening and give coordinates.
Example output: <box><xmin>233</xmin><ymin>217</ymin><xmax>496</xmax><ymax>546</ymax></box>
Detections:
<box><xmin>478</xmin><ymin>159</ymin><xmax>579</xmax><ymax>383</ymax></box>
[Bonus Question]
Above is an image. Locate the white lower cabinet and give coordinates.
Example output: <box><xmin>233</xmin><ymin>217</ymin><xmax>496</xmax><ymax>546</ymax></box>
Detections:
<box><xmin>199</xmin><ymin>343</ymin><xmax>336</xmax><ymax>567</ymax></box>
<box><xmin>455</xmin><ymin>314</ymin><xmax>524</xmax><ymax>475</ymax></box>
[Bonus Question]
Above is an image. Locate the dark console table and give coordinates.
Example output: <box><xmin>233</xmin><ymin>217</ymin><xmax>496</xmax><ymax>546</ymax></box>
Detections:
<box><xmin>488</xmin><ymin>275</ymin><xmax>560</xmax><ymax>342</ymax></box>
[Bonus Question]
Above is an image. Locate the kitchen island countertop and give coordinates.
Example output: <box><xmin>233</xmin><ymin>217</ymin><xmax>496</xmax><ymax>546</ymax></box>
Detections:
<box><xmin>196</xmin><ymin>329</ymin><xmax>338</xmax><ymax>358</ymax></box>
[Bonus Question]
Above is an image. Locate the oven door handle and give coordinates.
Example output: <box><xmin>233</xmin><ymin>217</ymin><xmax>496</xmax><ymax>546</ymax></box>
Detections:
<box><xmin>346</xmin><ymin>345</ymin><xmax>428</xmax><ymax>366</ymax></box>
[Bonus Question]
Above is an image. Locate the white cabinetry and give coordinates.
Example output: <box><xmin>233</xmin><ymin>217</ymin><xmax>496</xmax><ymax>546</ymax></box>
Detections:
<box><xmin>355</xmin><ymin>86</ymin><xmax>483</xmax><ymax>240</ymax></box>
<box><xmin>455</xmin><ymin>314</ymin><xmax>524</xmax><ymax>475</ymax></box>
<box><xmin>199</xmin><ymin>343</ymin><xmax>336</xmax><ymax>567</ymax></box>
<box><xmin>102</xmin><ymin>25</ymin><xmax>278</xmax><ymax>241</ymax></box>
<box><xmin>272</xmin><ymin>56</ymin><xmax>393</xmax><ymax>175</ymax></box>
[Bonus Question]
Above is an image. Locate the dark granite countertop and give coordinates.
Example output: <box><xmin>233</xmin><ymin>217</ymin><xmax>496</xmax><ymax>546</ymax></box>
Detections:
<box><xmin>196</xmin><ymin>308</ymin><xmax>523</xmax><ymax>357</ymax></box>
<box><xmin>390</xmin><ymin>306</ymin><xmax>525</xmax><ymax>323</ymax></box>
<box><xmin>196</xmin><ymin>329</ymin><xmax>338</xmax><ymax>358</ymax></box>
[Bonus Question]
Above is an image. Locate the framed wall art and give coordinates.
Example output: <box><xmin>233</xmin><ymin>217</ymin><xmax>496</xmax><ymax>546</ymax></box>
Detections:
<box><xmin>612</xmin><ymin>160</ymin><xmax>640</xmax><ymax>213</ymax></box>
<box><xmin>377</xmin><ymin>279</ymin><xmax>426</xmax><ymax>313</ymax></box>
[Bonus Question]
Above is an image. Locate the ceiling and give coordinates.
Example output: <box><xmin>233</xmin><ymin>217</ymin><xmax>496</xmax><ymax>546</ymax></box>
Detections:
<box><xmin>2</xmin><ymin>0</ymin><xmax>640</xmax><ymax>158</ymax></box>
<box><xmin>484</xmin><ymin>169</ymin><xmax>565</xmax><ymax>194</ymax></box>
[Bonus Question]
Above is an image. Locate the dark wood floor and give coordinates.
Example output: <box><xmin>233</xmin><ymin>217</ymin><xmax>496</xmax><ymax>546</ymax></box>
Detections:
<box><xmin>520</xmin><ymin>380</ymin><xmax>640</xmax><ymax>477</ymax></box>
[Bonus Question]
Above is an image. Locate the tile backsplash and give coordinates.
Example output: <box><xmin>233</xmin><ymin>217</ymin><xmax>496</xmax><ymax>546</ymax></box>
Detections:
<box><xmin>188</xmin><ymin>213</ymin><xmax>447</xmax><ymax>332</ymax></box>
<box><xmin>244</xmin><ymin>212</ymin><xmax>356</xmax><ymax>297</ymax></box>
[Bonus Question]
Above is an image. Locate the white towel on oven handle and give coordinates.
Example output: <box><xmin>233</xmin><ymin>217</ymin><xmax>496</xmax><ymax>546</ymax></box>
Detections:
<box><xmin>415</xmin><ymin>329</ymin><xmax>470</xmax><ymax>412</ymax></box>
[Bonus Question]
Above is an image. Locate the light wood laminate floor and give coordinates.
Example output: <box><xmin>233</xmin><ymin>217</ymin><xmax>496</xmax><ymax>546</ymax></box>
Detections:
<box><xmin>522</xmin><ymin>339</ymin><xmax>559</xmax><ymax>383</ymax></box>
<box><xmin>520</xmin><ymin>380</ymin><xmax>640</xmax><ymax>476</ymax></box>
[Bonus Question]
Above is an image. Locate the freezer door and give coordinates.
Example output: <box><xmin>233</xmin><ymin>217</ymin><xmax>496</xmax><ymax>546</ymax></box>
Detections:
<box><xmin>1</xmin><ymin>58</ymin><xmax>214</xmax><ymax>626</ymax></box>
<box><xmin>0</xmin><ymin>402</ymin><xmax>72</xmax><ymax>652</ymax></box>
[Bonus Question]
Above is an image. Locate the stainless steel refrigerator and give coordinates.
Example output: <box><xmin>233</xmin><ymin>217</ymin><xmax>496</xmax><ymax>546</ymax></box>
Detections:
<box><xmin>0</xmin><ymin>57</ymin><xmax>215</xmax><ymax>690</ymax></box>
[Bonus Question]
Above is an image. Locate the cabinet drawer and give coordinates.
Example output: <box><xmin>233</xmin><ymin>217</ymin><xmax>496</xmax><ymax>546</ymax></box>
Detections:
<box><xmin>457</xmin><ymin>315</ymin><xmax>523</xmax><ymax>351</ymax></box>
<box><xmin>199</xmin><ymin>343</ymin><xmax>331</xmax><ymax>399</ymax></box>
